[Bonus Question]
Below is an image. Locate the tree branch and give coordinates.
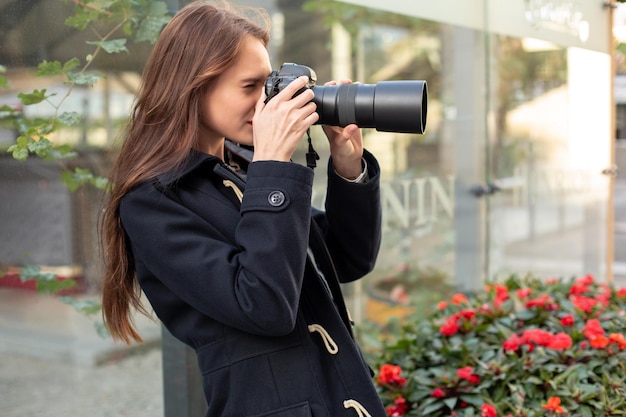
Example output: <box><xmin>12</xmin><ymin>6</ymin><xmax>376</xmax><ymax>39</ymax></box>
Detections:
<box><xmin>72</xmin><ymin>0</ymin><xmax>113</xmax><ymax>16</ymax></box>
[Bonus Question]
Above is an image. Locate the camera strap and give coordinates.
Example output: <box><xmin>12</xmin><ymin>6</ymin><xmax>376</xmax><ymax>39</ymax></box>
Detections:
<box><xmin>305</xmin><ymin>128</ymin><xmax>319</xmax><ymax>170</ymax></box>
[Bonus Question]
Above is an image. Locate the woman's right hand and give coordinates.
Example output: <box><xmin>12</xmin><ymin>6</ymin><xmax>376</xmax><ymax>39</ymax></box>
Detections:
<box><xmin>251</xmin><ymin>76</ymin><xmax>319</xmax><ymax>162</ymax></box>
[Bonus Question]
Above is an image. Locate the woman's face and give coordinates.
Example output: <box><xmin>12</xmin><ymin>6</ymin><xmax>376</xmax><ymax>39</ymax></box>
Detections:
<box><xmin>198</xmin><ymin>36</ymin><xmax>271</xmax><ymax>155</ymax></box>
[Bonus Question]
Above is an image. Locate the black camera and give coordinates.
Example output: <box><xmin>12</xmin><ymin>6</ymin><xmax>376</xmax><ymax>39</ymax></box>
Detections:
<box><xmin>264</xmin><ymin>63</ymin><xmax>427</xmax><ymax>134</ymax></box>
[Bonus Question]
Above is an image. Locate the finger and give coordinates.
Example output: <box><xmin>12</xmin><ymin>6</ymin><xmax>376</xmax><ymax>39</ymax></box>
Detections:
<box><xmin>342</xmin><ymin>124</ymin><xmax>359</xmax><ymax>138</ymax></box>
<box><xmin>274</xmin><ymin>76</ymin><xmax>311</xmax><ymax>100</ymax></box>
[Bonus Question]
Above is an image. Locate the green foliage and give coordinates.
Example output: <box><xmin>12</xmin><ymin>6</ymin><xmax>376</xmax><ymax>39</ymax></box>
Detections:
<box><xmin>59</xmin><ymin>297</ymin><xmax>109</xmax><ymax>338</ymax></box>
<box><xmin>1</xmin><ymin>0</ymin><xmax>171</xmax><ymax>336</ymax></box>
<box><xmin>0</xmin><ymin>65</ymin><xmax>8</xmax><ymax>88</ymax></box>
<box><xmin>62</xmin><ymin>167</ymin><xmax>110</xmax><ymax>191</ymax></box>
<box><xmin>132</xmin><ymin>1</ymin><xmax>171</xmax><ymax>44</ymax></box>
<box><xmin>19</xmin><ymin>266</ymin><xmax>76</xmax><ymax>294</ymax></box>
<box><xmin>2</xmin><ymin>0</ymin><xmax>170</xmax><ymax>168</ymax></box>
<box><xmin>372</xmin><ymin>274</ymin><xmax>626</xmax><ymax>416</ymax></box>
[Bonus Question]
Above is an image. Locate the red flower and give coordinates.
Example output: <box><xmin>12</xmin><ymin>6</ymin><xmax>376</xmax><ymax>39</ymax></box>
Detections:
<box><xmin>430</xmin><ymin>388</ymin><xmax>446</xmax><ymax>398</ymax></box>
<box><xmin>583</xmin><ymin>319</ymin><xmax>605</xmax><ymax>340</ymax></box>
<box><xmin>524</xmin><ymin>294</ymin><xmax>558</xmax><ymax>310</ymax></box>
<box><xmin>378</xmin><ymin>364</ymin><xmax>407</xmax><ymax>386</ymax></box>
<box><xmin>437</xmin><ymin>301</ymin><xmax>448</xmax><ymax>310</ymax></box>
<box><xmin>546</xmin><ymin>332</ymin><xmax>572</xmax><ymax>350</ymax></box>
<box><xmin>440</xmin><ymin>316</ymin><xmax>460</xmax><ymax>336</ymax></box>
<box><xmin>571</xmin><ymin>294</ymin><xmax>603</xmax><ymax>313</ymax></box>
<box><xmin>458</xmin><ymin>309</ymin><xmax>476</xmax><ymax>321</ymax></box>
<box><xmin>560</xmin><ymin>315</ymin><xmax>574</xmax><ymax>326</ymax></box>
<box><xmin>489</xmin><ymin>284</ymin><xmax>510</xmax><ymax>308</ymax></box>
<box><xmin>609</xmin><ymin>333</ymin><xmax>626</xmax><ymax>349</ymax></box>
<box><xmin>516</xmin><ymin>288</ymin><xmax>532</xmax><ymax>299</ymax></box>
<box><xmin>590</xmin><ymin>335</ymin><xmax>609</xmax><ymax>349</ymax></box>
<box><xmin>570</xmin><ymin>281</ymin><xmax>590</xmax><ymax>295</ymax></box>
<box><xmin>457</xmin><ymin>366</ymin><xmax>480</xmax><ymax>384</ymax></box>
<box><xmin>481</xmin><ymin>403</ymin><xmax>497</xmax><ymax>417</ymax></box>
<box><xmin>542</xmin><ymin>396</ymin><xmax>566</xmax><ymax>413</ymax></box>
<box><xmin>503</xmin><ymin>334</ymin><xmax>521</xmax><ymax>352</ymax></box>
<box><xmin>385</xmin><ymin>397</ymin><xmax>409</xmax><ymax>417</ymax></box>
<box><xmin>617</xmin><ymin>287</ymin><xmax>626</xmax><ymax>298</ymax></box>
<box><xmin>521</xmin><ymin>328</ymin><xmax>553</xmax><ymax>347</ymax></box>
<box><xmin>577</xmin><ymin>274</ymin><xmax>595</xmax><ymax>286</ymax></box>
<box><xmin>451</xmin><ymin>293</ymin><xmax>469</xmax><ymax>305</ymax></box>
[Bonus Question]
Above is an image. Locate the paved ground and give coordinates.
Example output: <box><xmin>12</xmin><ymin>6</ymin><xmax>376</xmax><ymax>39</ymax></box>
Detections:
<box><xmin>1</xmin><ymin>348</ymin><xmax>163</xmax><ymax>417</ymax></box>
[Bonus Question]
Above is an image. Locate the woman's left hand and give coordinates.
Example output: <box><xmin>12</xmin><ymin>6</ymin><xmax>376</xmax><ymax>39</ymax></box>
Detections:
<box><xmin>322</xmin><ymin>79</ymin><xmax>364</xmax><ymax>180</ymax></box>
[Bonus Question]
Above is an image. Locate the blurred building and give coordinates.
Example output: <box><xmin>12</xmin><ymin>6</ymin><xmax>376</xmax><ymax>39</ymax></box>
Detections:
<box><xmin>0</xmin><ymin>0</ymin><xmax>617</xmax><ymax>299</ymax></box>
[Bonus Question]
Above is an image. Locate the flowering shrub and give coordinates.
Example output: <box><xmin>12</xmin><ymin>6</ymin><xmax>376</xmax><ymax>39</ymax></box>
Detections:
<box><xmin>373</xmin><ymin>274</ymin><xmax>626</xmax><ymax>416</ymax></box>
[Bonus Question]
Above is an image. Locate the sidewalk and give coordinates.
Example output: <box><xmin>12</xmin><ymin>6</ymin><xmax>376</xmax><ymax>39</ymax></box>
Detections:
<box><xmin>0</xmin><ymin>289</ymin><xmax>163</xmax><ymax>417</ymax></box>
<box><xmin>1</xmin><ymin>347</ymin><xmax>163</xmax><ymax>417</ymax></box>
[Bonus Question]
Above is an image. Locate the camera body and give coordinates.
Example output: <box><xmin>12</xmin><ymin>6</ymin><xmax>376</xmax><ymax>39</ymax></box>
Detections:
<box><xmin>264</xmin><ymin>63</ymin><xmax>427</xmax><ymax>134</ymax></box>
<box><xmin>265</xmin><ymin>63</ymin><xmax>317</xmax><ymax>101</ymax></box>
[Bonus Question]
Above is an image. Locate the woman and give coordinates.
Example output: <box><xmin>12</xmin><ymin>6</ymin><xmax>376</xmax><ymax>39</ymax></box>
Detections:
<box><xmin>101</xmin><ymin>1</ymin><xmax>386</xmax><ymax>416</ymax></box>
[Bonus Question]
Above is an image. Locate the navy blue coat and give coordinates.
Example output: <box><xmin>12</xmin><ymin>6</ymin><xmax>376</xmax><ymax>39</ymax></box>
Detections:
<box><xmin>119</xmin><ymin>147</ymin><xmax>386</xmax><ymax>417</ymax></box>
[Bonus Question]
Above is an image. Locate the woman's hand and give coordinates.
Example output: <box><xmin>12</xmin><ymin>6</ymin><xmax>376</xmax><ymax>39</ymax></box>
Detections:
<box><xmin>252</xmin><ymin>76</ymin><xmax>319</xmax><ymax>162</ymax></box>
<box><xmin>322</xmin><ymin>79</ymin><xmax>364</xmax><ymax>180</ymax></box>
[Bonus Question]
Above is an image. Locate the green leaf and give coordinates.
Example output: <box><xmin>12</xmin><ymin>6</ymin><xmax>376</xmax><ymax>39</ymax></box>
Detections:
<box><xmin>47</xmin><ymin>144</ymin><xmax>78</xmax><ymax>161</ymax></box>
<box><xmin>66</xmin><ymin>72</ymin><xmax>103</xmax><ymax>86</ymax></box>
<box><xmin>94</xmin><ymin>321</ymin><xmax>110</xmax><ymax>339</ymax></box>
<box><xmin>458</xmin><ymin>395</ymin><xmax>484</xmax><ymax>407</ymax></box>
<box><xmin>0</xmin><ymin>65</ymin><xmax>8</xmax><ymax>88</ymax></box>
<box><xmin>37</xmin><ymin>60</ymin><xmax>63</xmax><ymax>76</ymax></box>
<box><xmin>20</xmin><ymin>265</ymin><xmax>55</xmax><ymax>282</ymax></box>
<box><xmin>18</xmin><ymin>89</ymin><xmax>52</xmax><ymax>105</ymax></box>
<box><xmin>134</xmin><ymin>1</ymin><xmax>170</xmax><ymax>44</ymax></box>
<box><xmin>65</xmin><ymin>9</ymin><xmax>100</xmax><ymax>30</ymax></box>
<box><xmin>61</xmin><ymin>167</ymin><xmax>108</xmax><ymax>191</ymax></box>
<box><xmin>579</xmin><ymin>405</ymin><xmax>594</xmax><ymax>417</ymax></box>
<box><xmin>58</xmin><ymin>297</ymin><xmax>102</xmax><ymax>316</ymax></box>
<box><xmin>92</xmin><ymin>176</ymin><xmax>110</xmax><ymax>190</ymax></box>
<box><xmin>8</xmin><ymin>144</ymin><xmax>28</xmax><ymax>161</ymax></box>
<box><xmin>37</xmin><ymin>278</ymin><xmax>76</xmax><ymax>294</ymax></box>
<box><xmin>420</xmin><ymin>401</ymin><xmax>444</xmax><ymax>414</ymax></box>
<box><xmin>19</xmin><ymin>266</ymin><xmax>76</xmax><ymax>294</ymax></box>
<box><xmin>443</xmin><ymin>397</ymin><xmax>457</xmax><ymax>409</ymax></box>
<box><xmin>86</xmin><ymin>38</ymin><xmax>128</xmax><ymax>54</ymax></box>
<box><xmin>61</xmin><ymin>169</ymin><xmax>81</xmax><ymax>192</ymax></box>
<box><xmin>58</xmin><ymin>111</ymin><xmax>83</xmax><ymax>126</ymax></box>
<box><xmin>27</xmin><ymin>137</ymin><xmax>53</xmax><ymax>157</ymax></box>
<box><xmin>62</xmin><ymin>58</ymin><xmax>81</xmax><ymax>73</ymax></box>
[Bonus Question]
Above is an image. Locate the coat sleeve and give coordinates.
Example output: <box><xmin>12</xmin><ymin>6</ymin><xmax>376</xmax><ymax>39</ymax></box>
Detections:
<box><xmin>120</xmin><ymin>160</ymin><xmax>314</xmax><ymax>336</ymax></box>
<box><xmin>319</xmin><ymin>149</ymin><xmax>382</xmax><ymax>283</ymax></box>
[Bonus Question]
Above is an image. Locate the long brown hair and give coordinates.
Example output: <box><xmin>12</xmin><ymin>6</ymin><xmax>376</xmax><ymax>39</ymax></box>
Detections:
<box><xmin>101</xmin><ymin>1</ymin><xmax>270</xmax><ymax>343</ymax></box>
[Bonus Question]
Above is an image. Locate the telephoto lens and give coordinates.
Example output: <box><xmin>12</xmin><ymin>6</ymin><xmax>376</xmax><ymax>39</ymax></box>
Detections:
<box><xmin>312</xmin><ymin>81</ymin><xmax>427</xmax><ymax>134</ymax></box>
<box><xmin>265</xmin><ymin>63</ymin><xmax>427</xmax><ymax>134</ymax></box>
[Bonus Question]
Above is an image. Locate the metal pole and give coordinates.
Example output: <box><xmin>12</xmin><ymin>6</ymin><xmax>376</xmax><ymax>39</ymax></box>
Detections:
<box><xmin>162</xmin><ymin>325</ymin><xmax>207</xmax><ymax>417</ymax></box>
<box><xmin>606</xmin><ymin>1</ymin><xmax>617</xmax><ymax>284</ymax></box>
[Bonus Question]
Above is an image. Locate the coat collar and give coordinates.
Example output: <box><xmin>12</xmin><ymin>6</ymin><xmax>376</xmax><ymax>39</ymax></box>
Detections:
<box><xmin>157</xmin><ymin>148</ymin><xmax>220</xmax><ymax>187</ymax></box>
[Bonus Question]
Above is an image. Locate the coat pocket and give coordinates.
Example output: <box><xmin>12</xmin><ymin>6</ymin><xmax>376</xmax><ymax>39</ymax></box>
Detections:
<box><xmin>248</xmin><ymin>401</ymin><xmax>312</xmax><ymax>417</ymax></box>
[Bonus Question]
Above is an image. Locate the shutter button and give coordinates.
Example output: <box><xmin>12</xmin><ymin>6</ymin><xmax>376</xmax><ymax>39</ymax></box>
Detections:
<box><xmin>268</xmin><ymin>191</ymin><xmax>285</xmax><ymax>207</ymax></box>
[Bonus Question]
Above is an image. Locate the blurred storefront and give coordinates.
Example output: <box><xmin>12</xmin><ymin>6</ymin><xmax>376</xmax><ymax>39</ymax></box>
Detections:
<box><xmin>319</xmin><ymin>0</ymin><xmax>615</xmax><ymax>323</ymax></box>
<box><xmin>0</xmin><ymin>0</ymin><xmax>616</xmax><ymax>313</ymax></box>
